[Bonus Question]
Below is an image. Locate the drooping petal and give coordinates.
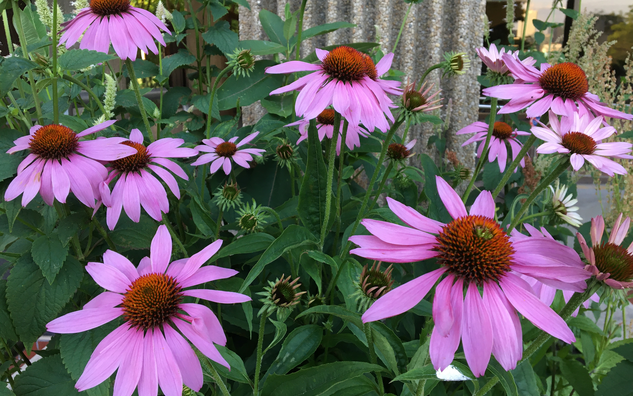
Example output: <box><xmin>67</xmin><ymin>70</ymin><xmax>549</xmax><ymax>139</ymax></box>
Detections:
<box><xmin>436</xmin><ymin>176</ymin><xmax>468</xmax><ymax>219</ymax></box>
<box><xmin>462</xmin><ymin>283</ymin><xmax>493</xmax><ymax>377</ymax></box>
<box><xmin>163</xmin><ymin>325</ymin><xmax>203</xmax><ymax>391</ymax></box>
<box><xmin>432</xmin><ymin>275</ymin><xmax>454</xmax><ymax>337</ymax></box>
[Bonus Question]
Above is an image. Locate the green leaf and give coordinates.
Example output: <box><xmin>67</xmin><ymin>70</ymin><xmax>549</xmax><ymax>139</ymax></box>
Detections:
<box><xmin>283</xmin><ymin>14</ymin><xmax>297</xmax><ymax>41</ymax></box>
<box><xmin>58</xmin><ymin>49</ymin><xmax>117</xmax><ymax>71</ymax></box>
<box><xmin>259</xmin><ymin>9</ymin><xmax>287</xmax><ymax>46</ymax></box>
<box><xmin>596</xmin><ymin>360</ymin><xmax>633</xmax><ymax>396</ymax></box>
<box><xmin>261</xmin><ymin>95</ymin><xmax>294</xmax><ymax>117</ymax></box>
<box><xmin>202</xmin><ymin>21</ymin><xmax>238</xmax><ymax>56</ymax></box>
<box><xmin>261</xmin><ymin>361</ymin><xmax>385</xmax><ymax>396</ymax></box>
<box><xmin>215</xmin><ymin>233</ymin><xmax>275</xmax><ymax>259</ymax></box>
<box><xmin>296</xmin><ymin>304</ymin><xmax>362</xmax><ymax>328</ymax></box>
<box><xmin>207</xmin><ymin>0</ymin><xmax>228</xmax><ymax>22</ymax></box>
<box><xmin>0</xmin><ymin>280</ymin><xmax>17</xmax><ymax>341</ymax></box>
<box><xmin>239</xmin><ymin>225</ymin><xmax>318</xmax><ymax>292</ymax></box>
<box><xmin>559</xmin><ymin>8</ymin><xmax>579</xmax><ymax>19</ymax></box>
<box><xmin>306</xmin><ymin>250</ymin><xmax>338</xmax><ymax>269</ymax></box>
<box><xmin>121</xmin><ymin>59</ymin><xmax>159</xmax><ymax>79</ymax></box>
<box><xmin>171</xmin><ymin>10</ymin><xmax>186</xmax><ymax>33</ymax></box>
<box><xmin>208</xmin><ymin>345</ymin><xmax>251</xmax><ymax>384</ymax></box>
<box><xmin>0</xmin><ymin>128</ymin><xmax>26</xmax><ymax>183</ymax></box>
<box><xmin>420</xmin><ymin>154</ymin><xmax>452</xmax><ymax>223</ymax></box>
<box><xmin>487</xmin><ymin>360</ymin><xmax>518</xmax><ymax>396</ymax></box>
<box><xmin>4</xmin><ymin>198</ymin><xmax>22</xmax><ymax>233</ymax></box>
<box><xmin>532</xmin><ymin>19</ymin><xmax>548</xmax><ymax>31</ymax></box>
<box><xmin>264</xmin><ymin>325</ymin><xmax>323</xmax><ymax>379</ymax></box>
<box><xmin>297</xmin><ymin>120</ymin><xmax>328</xmax><ymax>237</ymax></box>
<box><xmin>319</xmin><ymin>375</ymin><xmax>378</xmax><ymax>396</ymax></box>
<box><xmin>56</xmin><ymin>212</ymin><xmax>90</xmax><ymax>247</ymax></box>
<box><xmin>568</xmin><ymin>315</ymin><xmax>604</xmax><ymax>336</ymax></box>
<box><xmin>372</xmin><ymin>321</ymin><xmax>408</xmax><ymax>375</ymax></box>
<box><xmin>300</xmin><ymin>22</ymin><xmax>356</xmax><ymax>41</ymax></box>
<box><xmin>13</xmin><ymin>355</ymin><xmax>80</xmax><ymax>396</ymax></box>
<box><xmin>60</xmin><ymin>322</ymin><xmax>117</xmax><ymax>396</ymax></box>
<box><xmin>189</xmin><ymin>198</ymin><xmax>216</xmax><ymax>237</ymax></box>
<box><xmin>239</xmin><ymin>40</ymin><xmax>287</xmax><ymax>55</ymax></box>
<box><xmin>7</xmin><ymin>254</ymin><xmax>83</xmax><ymax>347</ymax></box>
<box><xmin>560</xmin><ymin>359</ymin><xmax>595</xmax><ymax>396</ymax></box>
<box><xmin>392</xmin><ymin>365</ymin><xmax>437</xmax><ymax>382</ymax></box>
<box><xmin>109</xmin><ymin>215</ymin><xmax>159</xmax><ymax>250</ymax></box>
<box><xmin>216</xmin><ymin>60</ymin><xmax>285</xmax><ymax>110</ymax></box>
<box><xmin>616</xmin><ymin>130</ymin><xmax>633</xmax><ymax>139</ymax></box>
<box><xmin>14</xmin><ymin>4</ymin><xmax>47</xmax><ymax>54</ymax></box>
<box><xmin>0</xmin><ymin>57</ymin><xmax>38</xmax><ymax>96</ymax></box>
<box><xmin>0</xmin><ymin>383</ymin><xmax>14</xmax><ymax>396</ymax></box>
<box><xmin>263</xmin><ymin>318</ymin><xmax>287</xmax><ymax>355</ymax></box>
<box><xmin>161</xmin><ymin>49</ymin><xmax>196</xmax><ymax>78</ymax></box>
<box><xmin>534</xmin><ymin>31</ymin><xmax>545</xmax><ymax>44</ymax></box>
<box><xmin>511</xmin><ymin>361</ymin><xmax>539</xmax><ymax>396</ymax></box>
<box><xmin>31</xmin><ymin>234</ymin><xmax>69</xmax><ymax>284</ymax></box>
<box><xmin>231</xmin><ymin>0</ymin><xmax>251</xmax><ymax>9</ymax></box>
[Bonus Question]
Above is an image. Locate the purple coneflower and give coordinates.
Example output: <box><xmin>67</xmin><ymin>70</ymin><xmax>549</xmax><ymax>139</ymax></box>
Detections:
<box><xmin>350</xmin><ymin>177</ymin><xmax>590</xmax><ymax>376</ymax></box>
<box><xmin>191</xmin><ymin>132</ymin><xmax>265</xmax><ymax>175</ymax></box>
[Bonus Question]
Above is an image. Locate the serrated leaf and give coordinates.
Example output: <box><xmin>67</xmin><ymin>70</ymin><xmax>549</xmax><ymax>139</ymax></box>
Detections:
<box><xmin>560</xmin><ymin>359</ymin><xmax>595</xmax><ymax>396</ymax></box>
<box><xmin>171</xmin><ymin>10</ymin><xmax>186</xmax><ymax>33</ymax></box>
<box><xmin>261</xmin><ymin>361</ymin><xmax>385</xmax><ymax>396</ymax></box>
<box><xmin>0</xmin><ymin>57</ymin><xmax>39</xmax><ymax>96</ymax></box>
<box><xmin>13</xmin><ymin>355</ymin><xmax>80</xmax><ymax>395</ymax></box>
<box><xmin>596</xmin><ymin>360</ymin><xmax>633</xmax><ymax>396</ymax></box>
<box><xmin>215</xmin><ymin>233</ymin><xmax>275</xmax><ymax>259</ymax></box>
<box><xmin>201</xmin><ymin>21</ymin><xmax>238</xmax><ymax>55</ymax></box>
<box><xmin>7</xmin><ymin>254</ymin><xmax>83</xmax><ymax>348</ymax></box>
<box><xmin>239</xmin><ymin>225</ymin><xmax>318</xmax><ymax>292</ymax></box>
<box><xmin>612</xmin><ymin>340</ymin><xmax>633</xmax><ymax>362</ymax></box>
<box><xmin>109</xmin><ymin>215</ymin><xmax>159</xmax><ymax>250</ymax></box>
<box><xmin>58</xmin><ymin>49</ymin><xmax>117</xmax><ymax>71</ymax></box>
<box><xmin>31</xmin><ymin>234</ymin><xmax>69</xmax><ymax>284</ymax></box>
<box><xmin>511</xmin><ymin>361</ymin><xmax>539</xmax><ymax>396</ymax></box>
<box><xmin>4</xmin><ymin>198</ymin><xmax>22</xmax><ymax>233</ymax></box>
<box><xmin>161</xmin><ymin>49</ymin><xmax>196</xmax><ymax>78</ymax></box>
<box><xmin>207</xmin><ymin>0</ymin><xmax>228</xmax><ymax>22</ymax></box>
<box><xmin>0</xmin><ymin>280</ymin><xmax>17</xmax><ymax>341</ymax></box>
<box><xmin>297</xmin><ymin>120</ymin><xmax>328</xmax><ymax>237</ymax></box>
<box><xmin>568</xmin><ymin>315</ymin><xmax>604</xmax><ymax>336</ymax></box>
<box><xmin>56</xmin><ymin>212</ymin><xmax>90</xmax><ymax>247</ymax></box>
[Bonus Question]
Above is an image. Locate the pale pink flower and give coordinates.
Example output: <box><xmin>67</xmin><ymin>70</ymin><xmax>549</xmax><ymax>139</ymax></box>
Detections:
<box><xmin>456</xmin><ymin>120</ymin><xmax>530</xmax><ymax>172</ymax></box>
<box><xmin>483</xmin><ymin>58</ymin><xmax>633</xmax><ymax>120</ymax></box>
<box><xmin>192</xmin><ymin>132</ymin><xmax>265</xmax><ymax>175</ymax></box>
<box><xmin>266</xmin><ymin>46</ymin><xmax>401</xmax><ymax>132</ymax></box>
<box><xmin>577</xmin><ymin>214</ymin><xmax>633</xmax><ymax>289</ymax></box>
<box><xmin>99</xmin><ymin>129</ymin><xmax>197</xmax><ymax>230</ymax></box>
<box><xmin>350</xmin><ymin>177</ymin><xmax>590</xmax><ymax>376</ymax></box>
<box><xmin>287</xmin><ymin>109</ymin><xmax>371</xmax><ymax>154</ymax></box>
<box><xmin>59</xmin><ymin>0</ymin><xmax>170</xmax><ymax>60</ymax></box>
<box><xmin>47</xmin><ymin>225</ymin><xmax>251</xmax><ymax>395</ymax></box>
<box><xmin>532</xmin><ymin>111</ymin><xmax>632</xmax><ymax>176</ymax></box>
<box><xmin>476</xmin><ymin>43</ymin><xmax>536</xmax><ymax>75</ymax></box>
<box><xmin>4</xmin><ymin>121</ymin><xmax>136</xmax><ymax>208</ymax></box>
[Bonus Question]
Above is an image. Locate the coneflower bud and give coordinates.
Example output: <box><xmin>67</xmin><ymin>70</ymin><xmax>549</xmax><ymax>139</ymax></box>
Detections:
<box><xmin>236</xmin><ymin>200</ymin><xmax>268</xmax><ymax>234</ymax></box>
<box><xmin>212</xmin><ymin>181</ymin><xmax>243</xmax><ymax>211</ymax></box>
<box><xmin>353</xmin><ymin>262</ymin><xmax>394</xmax><ymax>312</ymax></box>
<box><xmin>227</xmin><ymin>48</ymin><xmax>255</xmax><ymax>79</ymax></box>
<box><xmin>442</xmin><ymin>52</ymin><xmax>471</xmax><ymax>76</ymax></box>
<box><xmin>258</xmin><ymin>275</ymin><xmax>306</xmax><ymax>321</ymax></box>
<box><xmin>274</xmin><ymin>140</ymin><xmax>297</xmax><ymax>170</ymax></box>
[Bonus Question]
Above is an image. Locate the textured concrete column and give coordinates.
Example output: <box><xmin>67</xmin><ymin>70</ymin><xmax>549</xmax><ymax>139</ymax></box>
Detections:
<box><xmin>238</xmin><ymin>0</ymin><xmax>486</xmax><ymax>171</ymax></box>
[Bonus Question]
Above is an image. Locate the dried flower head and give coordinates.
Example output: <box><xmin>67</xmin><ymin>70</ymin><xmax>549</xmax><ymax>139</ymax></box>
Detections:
<box><xmin>401</xmin><ymin>80</ymin><xmax>442</xmax><ymax>124</ymax></box>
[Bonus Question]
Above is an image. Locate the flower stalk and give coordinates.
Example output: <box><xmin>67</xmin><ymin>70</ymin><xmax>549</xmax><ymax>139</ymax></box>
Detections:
<box><xmin>125</xmin><ymin>59</ymin><xmax>154</xmax><ymax>141</ymax></box>
<box><xmin>320</xmin><ymin>112</ymin><xmax>341</xmax><ymax>250</ymax></box>
<box><xmin>253</xmin><ymin>311</ymin><xmax>268</xmax><ymax>396</ymax></box>
<box><xmin>205</xmin><ymin>66</ymin><xmax>231</xmax><ymax>139</ymax></box>
<box><xmin>491</xmin><ymin>134</ymin><xmax>537</xmax><ymax>198</ymax></box>
<box><xmin>462</xmin><ymin>98</ymin><xmax>498</xmax><ymax>203</ymax></box>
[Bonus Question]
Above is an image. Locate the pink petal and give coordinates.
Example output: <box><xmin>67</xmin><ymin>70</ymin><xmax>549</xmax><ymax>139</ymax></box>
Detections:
<box><xmin>86</xmin><ymin>262</ymin><xmax>132</xmax><ymax>294</ymax></box>
<box><xmin>462</xmin><ymin>282</ymin><xmax>493</xmax><ymax>377</ymax></box>
<box><xmin>177</xmin><ymin>240</ymin><xmax>223</xmax><ymax>282</ymax></box>
<box><xmin>436</xmin><ymin>176</ymin><xmax>467</xmax><ymax>219</ymax></box>
<box><xmin>179</xmin><ymin>303</ymin><xmax>226</xmax><ymax>346</ymax></box>
<box><xmin>177</xmin><ymin>266</ymin><xmax>238</xmax><ymax>288</ymax></box>
<box><xmin>360</xmin><ymin>219</ymin><xmax>437</xmax><ymax>246</ymax></box>
<box><xmin>103</xmin><ymin>250</ymin><xmax>139</xmax><ymax>282</ymax></box>
<box><xmin>122</xmin><ymin>173</ymin><xmax>141</xmax><ymax>222</ymax></box>
<box><xmin>152</xmin><ymin>329</ymin><xmax>183</xmax><ymax>396</ymax></box>
<box><xmin>150</xmin><ymin>225</ymin><xmax>172</xmax><ymax>273</ymax></box>
<box><xmin>183</xmin><ymin>289</ymin><xmax>251</xmax><ymax>304</ymax></box>
<box><xmin>112</xmin><ymin>328</ymin><xmax>144</xmax><ymax>396</ymax></box>
<box><xmin>362</xmin><ymin>268</ymin><xmax>446</xmax><ymax>322</ymax></box>
<box><xmin>172</xmin><ymin>319</ymin><xmax>230</xmax><ymax>368</ymax></box>
<box><xmin>138</xmin><ymin>330</ymin><xmax>158</xmax><ymax>396</ymax></box>
<box><xmin>432</xmin><ymin>274</ymin><xmax>454</xmax><ymax>337</ymax></box>
<box><xmin>163</xmin><ymin>326</ymin><xmax>203</xmax><ymax>391</ymax></box>
<box><xmin>266</xmin><ymin>61</ymin><xmax>322</xmax><ymax>74</ymax></box>
<box><xmin>47</xmin><ymin>308</ymin><xmax>123</xmax><ymax>334</ymax></box>
<box><xmin>469</xmin><ymin>191</ymin><xmax>495</xmax><ymax>218</ymax></box>
<box><xmin>484</xmin><ymin>282</ymin><xmax>520</xmax><ymax>371</ymax></box>
<box><xmin>430</xmin><ymin>278</ymin><xmax>463</xmax><ymax>371</ymax></box>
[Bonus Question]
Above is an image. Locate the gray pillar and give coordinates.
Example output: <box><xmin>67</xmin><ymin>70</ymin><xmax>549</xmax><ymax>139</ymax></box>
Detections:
<box><xmin>238</xmin><ymin>0</ymin><xmax>486</xmax><ymax>173</ymax></box>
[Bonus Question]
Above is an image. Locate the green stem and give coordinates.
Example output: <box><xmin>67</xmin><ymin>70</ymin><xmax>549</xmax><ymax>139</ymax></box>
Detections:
<box><xmin>295</xmin><ymin>0</ymin><xmax>309</xmax><ymax>60</ymax></box>
<box><xmin>473</xmin><ymin>279</ymin><xmax>601</xmax><ymax>396</ymax></box>
<box><xmin>52</xmin><ymin>0</ymin><xmax>59</xmax><ymax>124</ymax></box>
<box><xmin>261</xmin><ymin>207</ymin><xmax>283</xmax><ymax>231</ymax></box>
<box><xmin>392</xmin><ymin>2</ymin><xmax>413</xmax><ymax>53</ymax></box>
<box><xmin>162</xmin><ymin>218</ymin><xmax>188</xmax><ymax>258</ymax></box>
<box><xmin>61</xmin><ymin>75</ymin><xmax>109</xmax><ymax>118</ymax></box>
<box><xmin>320</xmin><ymin>113</ymin><xmax>341</xmax><ymax>250</ymax></box>
<box><xmin>418</xmin><ymin>64</ymin><xmax>443</xmax><ymax>89</ymax></box>
<box><xmin>518</xmin><ymin>211</ymin><xmax>548</xmax><ymax>224</ymax></box>
<box><xmin>332</xmin><ymin>121</ymin><xmax>348</xmax><ymax>255</ymax></box>
<box><xmin>623</xmin><ymin>305</ymin><xmax>627</xmax><ymax>339</ymax></box>
<box><xmin>91</xmin><ymin>216</ymin><xmax>116</xmax><ymax>251</ymax></box>
<box><xmin>508</xmin><ymin>159</ymin><xmax>569</xmax><ymax>232</ymax></box>
<box><xmin>205</xmin><ymin>67</ymin><xmax>230</xmax><ymax>139</ymax></box>
<box><xmin>2</xmin><ymin>10</ymin><xmax>14</xmax><ymax>54</ymax></box>
<box><xmin>463</xmin><ymin>98</ymin><xmax>497</xmax><ymax>203</ymax></box>
<box><xmin>7</xmin><ymin>91</ymin><xmax>32</xmax><ymax>128</ymax></box>
<box><xmin>253</xmin><ymin>312</ymin><xmax>268</xmax><ymax>396</ymax></box>
<box><xmin>12</xmin><ymin>0</ymin><xmax>43</xmax><ymax>123</ymax></box>
<box><xmin>215</xmin><ymin>209</ymin><xmax>223</xmax><ymax>239</ymax></box>
<box><xmin>367</xmin><ymin>162</ymin><xmax>394</xmax><ymax>213</ymax></box>
<box><xmin>401</xmin><ymin>117</ymin><xmax>412</xmax><ymax>144</ymax></box>
<box><xmin>364</xmin><ymin>323</ymin><xmax>384</xmax><ymax>394</ymax></box>
<box><xmin>340</xmin><ymin>115</ymin><xmax>404</xmax><ymax>257</ymax></box>
<box><xmin>491</xmin><ymin>134</ymin><xmax>537</xmax><ymax>198</ymax></box>
<box><xmin>199</xmin><ymin>354</ymin><xmax>231</xmax><ymax>396</ymax></box>
<box><xmin>125</xmin><ymin>59</ymin><xmax>153</xmax><ymax>141</ymax></box>
<box><xmin>520</xmin><ymin>0</ymin><xmax>531</xmax><ymax>52</ymax></box>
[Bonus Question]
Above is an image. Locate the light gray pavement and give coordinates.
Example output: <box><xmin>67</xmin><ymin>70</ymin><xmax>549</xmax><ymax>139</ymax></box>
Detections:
<box><xmin>576</xmin><ymin>183</ymin><xmax>632</xmax><ymax>340</ymax></box>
